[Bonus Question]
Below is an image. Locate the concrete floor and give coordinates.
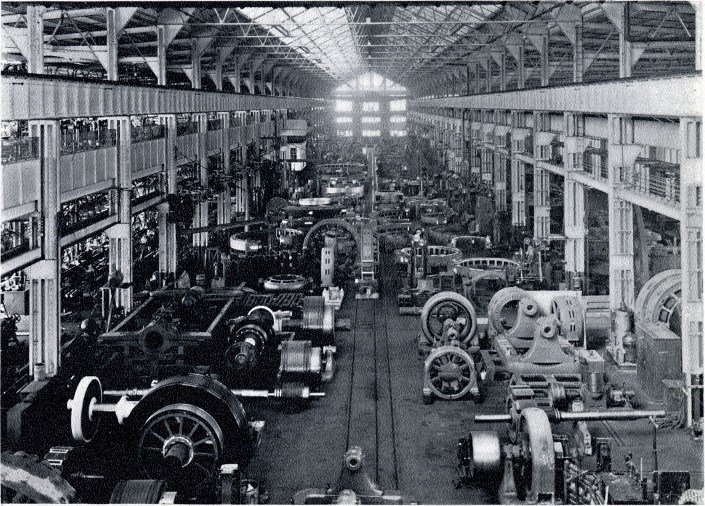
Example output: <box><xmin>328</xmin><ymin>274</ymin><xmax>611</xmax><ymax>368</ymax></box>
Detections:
<box><xmin>244</xmin><ymin>253</ymin><xmax>703</xmax><ymax>504</ymax></box>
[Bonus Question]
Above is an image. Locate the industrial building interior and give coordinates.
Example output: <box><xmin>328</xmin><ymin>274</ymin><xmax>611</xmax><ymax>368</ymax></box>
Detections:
<box><xmin>0</xmin><ymin>1</ymin><xmax>703</xmax><ymax>504</ymax></box>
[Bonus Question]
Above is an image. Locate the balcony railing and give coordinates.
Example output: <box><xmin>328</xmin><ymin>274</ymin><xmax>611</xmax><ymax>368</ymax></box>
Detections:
<box><xmin>132</xmin><ymin>174</ymin><xmax>164</xmax><ymax>205</ymax></box>
<box><xmin>2</xmin><ymin>136</ymin><xmax>40</xmax><ymax>164</ymax></box>
<box><xmin>207</xmin><ymin>118</ymin><xmax>224</xmax><ymax>131</ymax></box>
<box><xmin>132</xmin><ymin>124</ymin><xmax>166</xmax><ymax>143</ymax></box>
<box><xmin>60</xmin><ymin>129</ymin><xmax>117</xmax><ymax>155</ymax></box>
<box><xmin>581</xmin><ymin>141</ymin><xmax>609</xmax><ymax>181</ymax></box>
<box><xmin>59</xmin><ymin>191</ymin><xmax>114</xmax><ymax>235</ymax></box>
<box><xmin>620</xmin><ymin>159</ymin><xmax>681</xmax><ymax>204</ymax></box>
<box><xmin>1</xmin><ymin>218</ymin><xmax>35</xmax><ymax>262</ymax></box>
<box><xmin>176</xmin><ymin>121</ymin><xmax>199</xmax><ymax>136</ymax></box>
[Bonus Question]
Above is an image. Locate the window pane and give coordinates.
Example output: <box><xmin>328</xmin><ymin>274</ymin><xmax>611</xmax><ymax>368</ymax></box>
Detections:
<box><xmin>390</xmin><ymin>99</ymin><xmax>407</xmax><ymax>111</ymax></box>
<box><xmin>335</xmin><ymin>100</ymin><xmax>353</xmax><ymax>112</ymax></box>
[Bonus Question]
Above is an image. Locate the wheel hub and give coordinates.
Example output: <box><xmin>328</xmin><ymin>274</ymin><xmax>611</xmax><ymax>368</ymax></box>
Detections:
<box><xmin>163</xmin><ymin>436</ymin><xmax>195</xmax><ymax>468</ymax></box>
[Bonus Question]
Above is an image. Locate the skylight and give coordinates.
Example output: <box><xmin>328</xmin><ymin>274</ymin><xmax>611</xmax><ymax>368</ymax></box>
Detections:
<box><xmin>237</xmin><ymin>7</ymin><xmax>364</xmax><ymax>80</ymax></box>
<box><xmin>334</xmin><ymin>72</ymin><xmax>406</xmax><ymax>95</ymax></box>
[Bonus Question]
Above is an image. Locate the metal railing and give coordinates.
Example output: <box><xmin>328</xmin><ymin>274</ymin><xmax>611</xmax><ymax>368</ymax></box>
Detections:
<box><xmin>60</xmin><ymin>129</ymin><xmax>117</xmax><ymax>155</ymax></box>
<box><xmin>59</xmin><ymin>192</ymin><xmax>114</xmax><ymax>235</ymax></box>
<box><xmin>207</xmin><ymin>118</ymin><xmax>223</xmax><ymax>131</ymax></box>
<box><xmin>131</xmin><ymin>124</ymin><xmax>166</xmax><ymax>143</ymax></box>
<box><xmin>176</xmin><ymin>121</ymin><xmax>199</xmax><ymax>136</ymax></box>
<box><xmin>619</xmin><ymin>160</ymin><xmax>681</xmax><ymax>204</ymax></box>
<box><xmin>132</xmin><ymin>174</ymin><xmax>164</xmax><ymax>205</ymax></box>
<box><xmin>1</xmin><ymin>219</ymin><xmax>34</xmax><ymax>262</ymax></box>
<box><xmin>2</xmin><ymin>136</ymin><xmax>40</xmax><ymax>164</ymax></box>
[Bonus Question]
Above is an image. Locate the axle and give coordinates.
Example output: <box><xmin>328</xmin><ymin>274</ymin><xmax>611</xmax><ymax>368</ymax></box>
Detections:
<box><xmin>473</xmin><ymin>409</ymin><xmax>666</xmax><ymax>424</ymax></box>
<box><xmin>103</xmin><ymin>386</ymin><xmax>324</xmax><ymax>400</ymax></box>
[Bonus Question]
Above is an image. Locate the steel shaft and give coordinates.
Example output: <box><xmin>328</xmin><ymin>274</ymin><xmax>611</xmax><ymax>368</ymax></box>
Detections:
<box><xmin>474</xmin><ymin>409</ymin><xmax>666</xmax><ymax>424</ymax></box>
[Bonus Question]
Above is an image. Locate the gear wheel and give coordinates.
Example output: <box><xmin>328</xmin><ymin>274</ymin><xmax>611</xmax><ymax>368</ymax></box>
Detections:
<box><xmin>1</xmin><ymin>451</ymin><xmax>78</xmax><ymax>503</ymax></box>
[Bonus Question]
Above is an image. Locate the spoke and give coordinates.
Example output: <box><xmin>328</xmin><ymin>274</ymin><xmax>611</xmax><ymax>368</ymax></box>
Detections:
<box><xmin>177</xmin><ymin>416</ymin><xmax>184</xmax><ymax>435</ymax></box>
<box><xmin>193</xmin><ymin>451</ymin><xmax>217</xmax><ymax>459</ymax></box>
<box><xmin>149</xmin><ymin>429</ymin><xmax>166</xmax><ymax>443</ymax></box>
<box><xmin>141</xmin><ymin>446</ymin><xmax>162</xmax><ymax>452</ymax></box>
<box><xmin>187</xmin><ymin>420</ymin><xmax>200</xmax><ymax>438</ymax></box>
<box><xmin>431</xmin><ymin>376</ymin><xmax>442</xmax><ymax>384</ymax></box>
<box><xmin>193</xmin><ymin>437</ymin><xmax>212</xmax><ymax>447</ymax></box>
<box><xmin>193</xmin><ymin>461</ymin><xmax>212</xmax><ymax>478</ymax></box>
<box><xmin>163</xmin><ymin>419</ymin><xmax>174</xmax><ymax>437</ymax></box>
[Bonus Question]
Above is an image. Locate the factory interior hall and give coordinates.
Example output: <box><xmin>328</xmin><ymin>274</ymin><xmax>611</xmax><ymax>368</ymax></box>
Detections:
<box><xmin>1</xmin><ymin>0</ymin><xmax>704</xmax><ymax>504</ymax></box>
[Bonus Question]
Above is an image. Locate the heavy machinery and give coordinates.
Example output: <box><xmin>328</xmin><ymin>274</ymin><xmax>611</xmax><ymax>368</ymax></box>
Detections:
<box><xmin>418</xmin><ymin>290</ymin><xmax>621</xmax><ymax>411</ymax></box>
<box><xmin>293</xmin><ymin>447</ymin><xmax>413</xmax><ymax>504</ymax></box>
<box><xmin>95</xmin><ymin>288</ymin><xmax>336</xmax><ymax>392</ymax></box>
<box><xmin>396</xmin><ymin>230</ymin><xmax>462</xmax><ymax>314</ymax></box>
<box><xmin>28</xmin><ymin>374</ymin><xmax>268</xmax><ymax>502</ymax></box>
<box><xmin>457</xmin><ymin>406</ymin><xmax>696</xmax><ymax>505</ymax></box>
<box><xmin>3</xmin><ymin>398</ymin><xmax>263</xmax><ymax>504</ymax></box>
<box><xmin>418</xmin><ymin>292</ymin><xmax>480</xmax><ymax>404</ymax></box>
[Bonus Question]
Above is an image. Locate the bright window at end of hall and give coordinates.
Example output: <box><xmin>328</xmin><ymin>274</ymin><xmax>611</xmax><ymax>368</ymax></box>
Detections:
<box><xmin>361</xmin><ymin>117</ymin><xmax>381</xmax><ymax>124</ymax></box>
<box><xmin>362</xmin><ymin>102</ymin><xmax>379</xmax><ymax>112</ymax></box>
<box><xmin>390</xmin><ymin>130</ymin><xmax>407</xmax><ymax>137</ymax></box>
<box><xmin>337</xmin><ymin>130</ymin><xmax>353</xmax><ymax>137</ymax></box>
<box><xmin>362</xmin><ymin>130</ymin><xmax>381</xmax><ymax>137</ymax></box>
<box><xmin>390</xmin><ymin>100</ymin><xmax>407</xmax><ymax>112</ymax></box>
<box><xmin>390</xmin><ymin>116</ymin><xmax>406</xmax><ymax>123</ymax></box>
<box><xmin>336</xmin><ymin>117</ymin><xmax>353</xmax><ymax>123</ymax></box>
<box><xmin>335</xmin><ymin>100</ymin><xmax>353</xmax><ymax>112</ymax></box>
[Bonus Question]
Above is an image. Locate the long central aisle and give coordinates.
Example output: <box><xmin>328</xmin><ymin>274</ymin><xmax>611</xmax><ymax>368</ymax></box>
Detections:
<box><xmin>245</xmin><ymin>253</ymin><xmax>504</xmax><ymax>504</ymax></box>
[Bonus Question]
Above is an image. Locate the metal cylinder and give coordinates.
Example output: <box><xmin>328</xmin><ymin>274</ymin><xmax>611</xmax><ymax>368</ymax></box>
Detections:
<box><xmin>344</xmin><ymin>447</ymin><xmax>363</xmax><ymax>471</ymax></box>
<box><xmin>615</xmin><ymin>308</ymin><xmax>632</xmax><ymax>336</ymax></box>
<box><xmin>588</xmin><ymin>371</ymin><xmax>605</xmax><ymax>397</ymax></box>
<box><xmin>622</xmin><ymin>333</ymin><xmax>637</xmax><ymax>363</ymax></box>
<box><xmin>164</xmin><ymin>442</ymin><xmax>190</xmax><ymax>468</ymax></box>
<box><xmin>476</xmin><ymin>409</ymin><xmax>665</xmax><ymax>424</ymax></box>
<box><xmin>474</xmin><ymin>414</ymin><xmax>513</xmax><ymax>424</ymax></box>
<box><xmin>553</xmin><ymin>409</ymin><xmax>665</xmax><ymax>422</ymax></box>
<box><xmin>467</xmin><ymin>431</ymin><xmax>502</xmax><ymax>474</ymax></box>
<box><xmin>301</xmin><ymin>296</ymin><xmax>335</xmax><ymax>343</ymax></box>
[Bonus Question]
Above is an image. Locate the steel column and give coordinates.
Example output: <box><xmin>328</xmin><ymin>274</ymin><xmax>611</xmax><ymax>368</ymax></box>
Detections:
<box><xmin>679</xmin><ymin>116</ymin><xmax>704</xmax><ymax>426</ymax></box>
<box><xmin>106</xmin><ymin>8</ymin><xmax>118</xmax><ymax>81</ymax></box>
<box><xmin>27</xmin><ymin>5</ymin><xmax>46</xmax><ymax>74</ymax></box>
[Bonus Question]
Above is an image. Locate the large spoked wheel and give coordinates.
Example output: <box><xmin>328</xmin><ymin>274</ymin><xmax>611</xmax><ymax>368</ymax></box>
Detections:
<box><xmin>514</xmin><ymin>408</ymin><xmax>555</xmax><ymax>503</ymax></box>
<box><xmin>420</xmin><ymin>292</ymin><xmax>477</xmax><ymax>346</ymax></box>
<box><xmin>137</xmin><ymin>403</ymin><xmax>224</xmax><ymax>494</ymax></box>
<box><xmin>423</xmin><ymin>346</ymin><xmax>477</xmax><ymax>401</ymax></box>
